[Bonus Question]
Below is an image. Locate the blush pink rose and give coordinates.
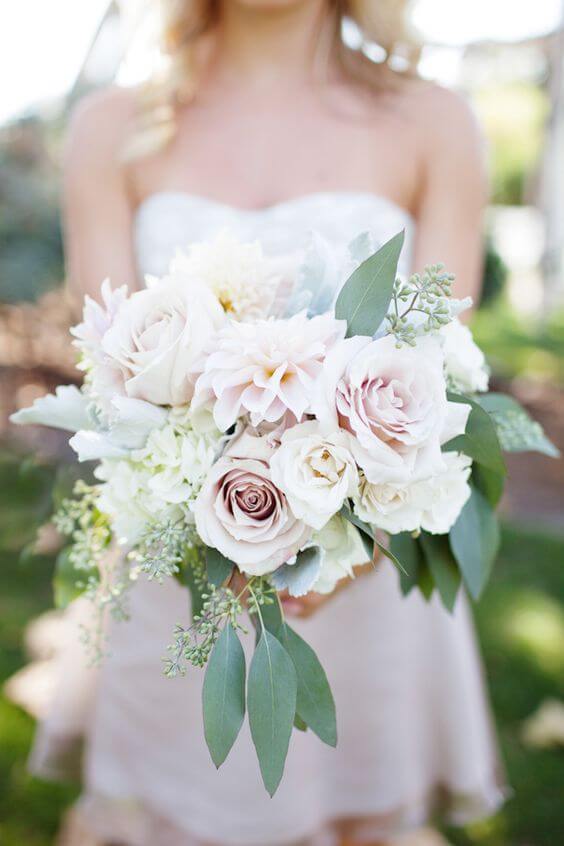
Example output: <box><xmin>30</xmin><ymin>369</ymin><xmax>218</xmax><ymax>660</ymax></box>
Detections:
<box><xmin>193</xmin><ymin>430</ymin><xmax>310</xmax><ymax>575</ymax></box>
<box><xmin>313</xmin><ymin>334</ymin><xmax>470</xmax><ymax>483</ymax></box>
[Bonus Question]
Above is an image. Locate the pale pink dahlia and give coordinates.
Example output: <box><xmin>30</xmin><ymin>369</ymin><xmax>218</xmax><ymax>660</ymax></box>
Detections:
<box><xmin>194</xmin><ymin>311</ymin><xmax>346</xmax><ymax>431</ymax></box>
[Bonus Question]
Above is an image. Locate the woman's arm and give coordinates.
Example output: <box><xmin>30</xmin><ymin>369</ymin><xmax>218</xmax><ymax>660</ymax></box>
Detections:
<box><xmin>63</xmin><ymin>87</ymin><xmax>139</xmax><ymax>306</ymax></box>
<box><xmin>412</xmin><ymin>86</ymin><xmax>489</xmax><ymax>306</ymax></box>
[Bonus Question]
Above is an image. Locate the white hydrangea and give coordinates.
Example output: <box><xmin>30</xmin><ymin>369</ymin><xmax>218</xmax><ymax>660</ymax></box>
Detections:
<box><xmin>95</xmin><ymin>410</ymin><xmax>223</xmax><ymax>544</ymax></box>
<box><xmin>169</xmin><ymin>230</ymin><xmax>281</xmax><ymax>321</ymax></box>
<box><xmin>441</xmin><ymin>318</ymin><xmax>489</xmax><ymax>394</ymax></box>
<box><xmin>133</xmin><ymin>415</ymin><xmax>222</xmax><ymax>507</ymax></box>
<box><xmin>353</xmin><ymin>452</ymin><xmax>472</xmax><ymax>536</ymax></box>
<box><xmin>95</xmin><ymin>459</ymin><xmax>181</xmax><ymax>545</ymax></box>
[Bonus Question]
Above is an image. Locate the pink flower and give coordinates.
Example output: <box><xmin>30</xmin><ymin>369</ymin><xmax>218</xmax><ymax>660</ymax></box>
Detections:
<box><xmin>194</xmin><ymin>430</ymin><xmax>311</xmax><ymax>576</ymax></box>
<box><xmin>194</xmin><ymin>311</ymin><xmax>346</xmax><ymax>431</ymax></box>
<box><xmin>71</xmin><ymin>279</ymin><xmax>128</xmax><ymax>363</ymax></box>
<box><xmin>313</xmin><ymin>334</ymin><xmax>470</xmax><ymax>483</ymax></box>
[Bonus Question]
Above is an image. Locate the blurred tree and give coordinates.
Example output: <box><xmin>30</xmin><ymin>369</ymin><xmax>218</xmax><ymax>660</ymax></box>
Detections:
<box><xmin>0</xmin><ymin>117</ymin><xmax>64</xmax><ymax>304</ymax></box>
<box><xmin>475</xmin><ymin>82</ymin><xmax>548</xmax><ymax>206</ymax></box>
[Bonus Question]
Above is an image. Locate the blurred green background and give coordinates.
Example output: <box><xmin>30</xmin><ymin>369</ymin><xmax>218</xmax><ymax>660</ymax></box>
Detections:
<box><xmin>1</xmin><ymin>2</ymin><xmax>563</xmax><ymax>845</ymax></box>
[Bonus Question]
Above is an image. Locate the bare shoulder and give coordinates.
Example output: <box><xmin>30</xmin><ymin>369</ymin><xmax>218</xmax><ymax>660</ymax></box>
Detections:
<box><xmin>65</xmin><ymin>85</ymin><xmax>138</xmax><ymax>177</ymax></box>
<box><xmin>393</xmin><ymin>77</ymin><xmax>485</xmax><ymax>159</ymax></box>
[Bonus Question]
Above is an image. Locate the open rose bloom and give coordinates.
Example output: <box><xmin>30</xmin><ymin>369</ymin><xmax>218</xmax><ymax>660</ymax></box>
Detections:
<box><xmin>11</xmin><ymin>229</ymin><xmax>557</xmax><ymax>795</ymax></box>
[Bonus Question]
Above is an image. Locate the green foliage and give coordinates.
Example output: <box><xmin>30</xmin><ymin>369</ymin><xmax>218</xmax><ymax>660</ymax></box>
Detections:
<box><xmin>450</xmin><ymin>486</ymin><xmax>501</xmax><ymax>600</ymax></box>
<box><xmin>247</xmin><ymin>629</ymin><xmax>297</xmax><ymax>796</ymax></box>
<box><xmin>203</xmin><ymin>623</ymin><xmax>246</xmax><ymax>768</ymax></box>
<box><xmin>335</xmin><ymin>231</ymin><xmax>404</xmax><ymax>337</ymax></box>
<box><xmin>205</xmin><ymin>546</ymin><xmax>234</xmax><ymax>588</ymax></box>
<box><xmin>445</xmin><ymin>393</ymin><xmax>506</xmax><ymax>479</ymax></box>
<box><xmin>476</xmin><ymin>393</ymin><xmax>559</xmax><ymax>458</ymax></box>
<box><xmin>277</xmin><ymin>623</ymin><xmax>337</xmax><ymax>747</ymax></box>
<box><xmin>419</xmin><ymin>533</ymin><xmax>462</xmax><ymax>612</ymax></box>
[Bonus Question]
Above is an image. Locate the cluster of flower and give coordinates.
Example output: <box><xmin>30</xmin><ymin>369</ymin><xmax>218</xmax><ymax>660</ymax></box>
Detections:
<box><xmin>13</xmin><ymin>230</ymin><xmax>490</xmax><ymax>599</ymax></box>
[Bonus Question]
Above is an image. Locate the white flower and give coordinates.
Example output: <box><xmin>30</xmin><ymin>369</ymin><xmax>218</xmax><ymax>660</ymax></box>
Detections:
<box><xmin>311</xmin><ymin>515</ymin><xmax>367</xmax><ymax>594</ymax></box>
<box><xmin>100</xmin><ymin>277</ymin><xmax>226</xmax><ymax>406</ymax></box>
<box><xmin>170</xmin><ymin>231</ymin><xmax>281</xmax><ymax>321</ymax></box>
<box><xmin>313</xmin><ymin>333</ymin><xmax>470</xmax><ymax>484</ymax></box>
<box><xmin>441</xmin><ymin>318</ymin><xmax>489</xmax><ymax>394</ymax></box>
<box><xmin>95</xmin><ymin>459</ymin><xmax>181</xmax><ymax>544</ymax></box>
<box><xmin>353</xmin><ymin>452</ymin><xmax>472</xmax><ymax>535</ymax></box>
<box><xmin>194</xmin><ymin>311</ymin><xmax>346</xmax><ymax>431</ymax></box>
<box><xmin>270</xmin><ymin>421</ymin><xmax>358</xmax><ymax>530</ymax></box>
<box><xmin>133</xmin><ymin>415</ymin><xmax>222</xmax><ymax>507</ymax></box>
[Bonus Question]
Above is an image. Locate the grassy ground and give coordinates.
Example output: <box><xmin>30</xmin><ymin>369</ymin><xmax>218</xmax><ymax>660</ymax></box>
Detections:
<box><xmin>0</xmin><ymin>451</ymin><xmax>563</xmax><ymax>846</ymax></box>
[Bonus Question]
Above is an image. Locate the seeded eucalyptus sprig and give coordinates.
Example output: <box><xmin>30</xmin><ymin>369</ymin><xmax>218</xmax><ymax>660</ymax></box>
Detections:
<box><xmin>164</xmin><ymin>584</ymin><xmax>247</xmax><ymax>676</ymax></box>
<box><xmin>386</xmin><ymin>263</ymin><xmax>455</xmax><ymax>346</ymax></box>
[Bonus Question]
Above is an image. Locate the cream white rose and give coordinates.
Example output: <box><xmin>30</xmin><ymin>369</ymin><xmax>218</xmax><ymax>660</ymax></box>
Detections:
<box><xmin>441</xmin><ymin>318</ymin><xmax>489</xmax><ymax>394</ymax></box>
<box><xmin>193</xmin><ymin>430</ymin><xmax>311</xmax><ymax>575</ymax></box>
<box><xmin>313</xmin><ymin>334</ymin><xmax>470</xmax><ymax>483</ymax></box>
<box><xmin>101</xmin><ymin>278</ymin><xmax>225</xmax><ymax>406</ymax></box>
<box><xmin>269</xmin><ymin>421</ymin><xmax>358</xmax><ymax>530</ymax></box>
<box><xmin>353</xmin><ymin>452</ymin><xmax>472</xmax><ymax>535</ymax></box>
<box><xmin>311</xmin><ymin>515</ymin><xmax>368</xmax><ymax>594</ymax></box>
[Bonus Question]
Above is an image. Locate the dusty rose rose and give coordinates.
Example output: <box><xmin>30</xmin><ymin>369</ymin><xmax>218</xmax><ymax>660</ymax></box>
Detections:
<box><xmin>193</xmin><ymin>311</ymin><xmax>346</xmax><ymax>431</ymax></box>
<box><xmin>313</xmin><ymin>334</ymin><xmax>470</xmax><ymax>483</ymax></box>
<box><xmin>193</xmin><ymin>430</ymin><xmax>310</xmax><ymax>575</ymax></box>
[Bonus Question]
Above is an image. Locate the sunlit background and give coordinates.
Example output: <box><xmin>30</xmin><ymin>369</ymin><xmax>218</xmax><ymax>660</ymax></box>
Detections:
<box><xmin>0</xmin><ymin>2</ymin><xmax>563</xmax><ymax>845</ymax></box>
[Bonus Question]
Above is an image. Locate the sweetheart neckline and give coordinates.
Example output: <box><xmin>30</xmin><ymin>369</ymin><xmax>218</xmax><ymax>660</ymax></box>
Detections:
<box><xmin>134</xmin><ymin>189</ymin><xmax>415</xmax><ymax>223</ymax></box>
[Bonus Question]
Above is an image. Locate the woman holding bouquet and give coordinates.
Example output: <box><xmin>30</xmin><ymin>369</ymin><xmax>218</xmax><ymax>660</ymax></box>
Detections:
<box><xmin>33</xmin><ymin>0</ymin><xmax>506</xmax><ymax>844</ymax></box>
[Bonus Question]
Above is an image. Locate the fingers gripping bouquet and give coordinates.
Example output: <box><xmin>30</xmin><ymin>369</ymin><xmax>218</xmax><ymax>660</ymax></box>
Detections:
<box><xmin>12</xmin><ymin>230</ymin><xmax>558</xmax><ymax>795</ymax></box>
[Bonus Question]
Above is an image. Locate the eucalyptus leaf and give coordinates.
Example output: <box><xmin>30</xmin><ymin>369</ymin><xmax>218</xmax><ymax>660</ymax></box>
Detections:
<box><xmin>270</xmin><ymin>547</ymin><xmax>322</xmax><ymax>597</ymax></box>
<box><xmin>202</xmin><ymin>624</ymin><xmax>246</xmax><ymax>768</ymax></box>
<box><xmin>450</xmin><ymin>485</ymin><xmax>500</xmax><ymax>600</ymax></box>
<box><xmin>390</xmin><ymin>532</ymin><xmax>424</xmax><ymax>595</ymax></box>
<box><xmin>278</xmin><ymin>623</ymin><xmax>337</xmax><ymax>748</ymax></box>
<box><xmin>206</xmin><ymin>547</ymin><xmax>234</xmax><ymax>588</ymax></box>
<box><xmin>445</xmin><ymin>393</ymin><xmax>506</xmax><ymax>477</ymax></box>
<box><xmin>472</xmin><ymin>462</ymin><xmax>504</xmax><ymax>508</ymax></box>
<box><xmin>419</xmin><ymin>532</ymin><xmax>461</xmax><ymax>612</ymax></box>
<box><xmin>476</xmin><ymin>392</ymin><xmax>560</xmax><ymax>458</ymax></box>
<box><xmin>335</xmin><ymin>231</ymin><xmax>404</xmax><ymax>338</ymax></box>
<box><xmin>248</xmin><ymin>630</ymin><xmax>297</xmax><ymax>796</ymax></box>
<box><xmin>294</xmin><ymin>714</ymin><xmax>308</xmax><ymax>732</ymax></box>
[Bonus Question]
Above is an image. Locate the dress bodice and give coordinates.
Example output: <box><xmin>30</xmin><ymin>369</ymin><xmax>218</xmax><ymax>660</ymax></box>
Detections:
<box><xmin>134</xmin><ymin>191</ymin><xmax>415</xmax><ymax>286</ymax></box>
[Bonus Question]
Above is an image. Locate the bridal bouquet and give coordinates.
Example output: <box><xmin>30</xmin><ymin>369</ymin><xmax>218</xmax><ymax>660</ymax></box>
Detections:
<box><xmin>12</xmin><ymin>229</ymin><xmax>558</xmax><ymax>794</ymax></box>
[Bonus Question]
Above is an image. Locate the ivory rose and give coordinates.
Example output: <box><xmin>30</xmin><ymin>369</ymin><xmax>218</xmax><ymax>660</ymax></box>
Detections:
<box><xmin>269</xmin><ymin>421</ymin><xmax>358</xmax><ymax>529</ymax></box>
<box><xmin>193</xmin><ymin>311</ymin><xmax>346</xmax><ymax>431</ymax></box>
<box><xmin>100</xmin><ymin>279</ymin><xmax>226</xmax><ymax>406</ymax></box>
<box><xmin>193</xmin><ymin>430</ymin><xmax>310</xmax><ymax>575</ymax></box>
<box><xmin>353</xmin><ymin>452</ymin><xmax>472</xmax><ymax>535</ymax></box>
<box><xmin>313</xmin><ymin>334</ymin><xmax>470</xmax><ymax>483</ymax></box>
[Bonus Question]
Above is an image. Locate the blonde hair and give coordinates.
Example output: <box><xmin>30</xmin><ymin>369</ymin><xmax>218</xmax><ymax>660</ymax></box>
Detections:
<box><xmin>127</xmin><ymin>0</ymin><xmax>417</xmax><ymax>158</ymax></box>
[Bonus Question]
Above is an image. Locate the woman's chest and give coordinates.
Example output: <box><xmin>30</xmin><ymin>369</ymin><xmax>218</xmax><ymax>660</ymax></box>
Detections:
<box><xmin>131</xmin><ymin>93</ymin><xmax>421</xmax><ymax>213</ymax></box>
